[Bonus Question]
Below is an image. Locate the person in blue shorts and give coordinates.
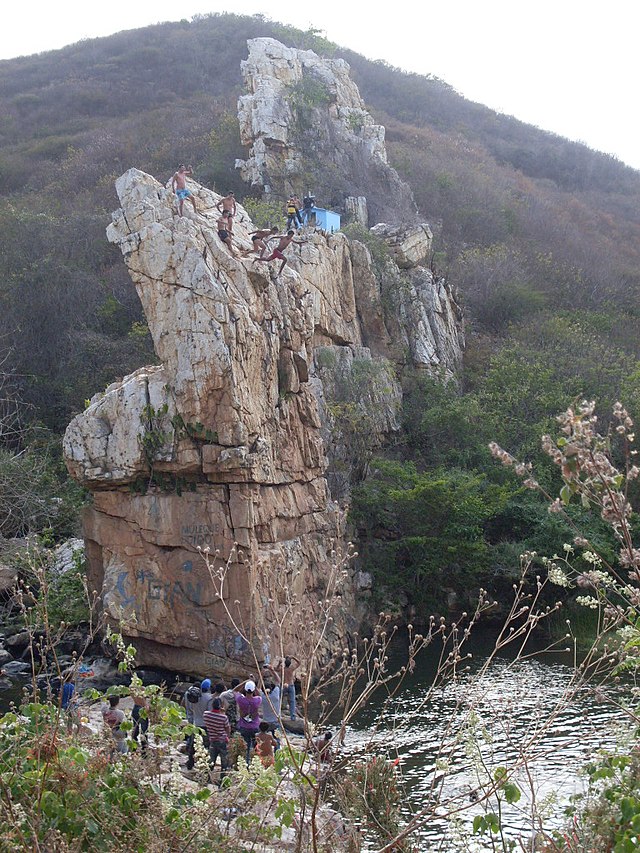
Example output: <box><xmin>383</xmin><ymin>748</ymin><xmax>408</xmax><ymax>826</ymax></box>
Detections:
<box><xmin>171</xmin><ymin>164</ymin><xmax>197</xmax><ymax>216</ymax></box>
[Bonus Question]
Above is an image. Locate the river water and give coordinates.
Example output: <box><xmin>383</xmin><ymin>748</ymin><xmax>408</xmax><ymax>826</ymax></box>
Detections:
<box><xmin>340</xmin><ymin>630</ymin><xmax>631</xmax><ymax>850</ymax></box>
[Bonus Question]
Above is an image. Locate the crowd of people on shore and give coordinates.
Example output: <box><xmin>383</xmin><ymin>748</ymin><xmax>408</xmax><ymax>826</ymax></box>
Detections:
<box><xmin>181</xmin><ymin>656</ymin><xmax>300</xmax><ymax>778</ymax></box>
<box><xmin>96</xmin><ymin>654</ymin><xmax>332</xmax><ymax>781</ymax></box>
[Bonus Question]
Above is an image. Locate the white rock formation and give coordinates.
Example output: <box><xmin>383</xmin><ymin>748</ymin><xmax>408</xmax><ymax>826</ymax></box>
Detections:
<box><xmin>236</xmin><ymin>37</ymin><xmax>416</xmax><ymax>224</ymax></box>
<box><xmin>370</xmin><ymin>222</ymin><xmax>434</xmax><ymax>269</ymax></box>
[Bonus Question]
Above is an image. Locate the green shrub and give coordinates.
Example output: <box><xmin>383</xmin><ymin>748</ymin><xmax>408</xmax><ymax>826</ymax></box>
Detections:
<box><xmin>241</xmin><ymin>196</ymin><xmax>285</xmax><ymax>230</ymax></box>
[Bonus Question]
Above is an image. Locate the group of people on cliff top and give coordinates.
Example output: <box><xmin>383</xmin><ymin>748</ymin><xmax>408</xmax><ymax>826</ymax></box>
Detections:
<box><xmin>170</xmin><ymin>164</ymin><xmax>312</xmax><ymax>276</ymax></box>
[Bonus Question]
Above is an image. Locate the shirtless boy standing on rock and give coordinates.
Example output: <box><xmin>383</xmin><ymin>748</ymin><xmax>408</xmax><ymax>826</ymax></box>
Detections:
<box><xmin>171</xmin><ymin>164</ymin><xmax>197</xmax><ymax>216</ymax></box>
<box><xmin>216</xmin><ymin>191</ymin><xmax>237</xmax><ymax>218</ymax></box>
<box><xmin>254</xmin><ymin>230</ymin><xmax>304</xmax><ymax>276</ymax></box>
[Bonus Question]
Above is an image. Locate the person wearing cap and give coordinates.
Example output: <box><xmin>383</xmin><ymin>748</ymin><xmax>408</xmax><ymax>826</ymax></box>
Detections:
<box><xmin>233</xmin><ymin>678</ymin><xmax>262</xmax><ymax>765</ymax></box>
<box><xmin>185</xmin><ymin>679</ymin><xmax>213</xmax><ymax>770</ymax></box>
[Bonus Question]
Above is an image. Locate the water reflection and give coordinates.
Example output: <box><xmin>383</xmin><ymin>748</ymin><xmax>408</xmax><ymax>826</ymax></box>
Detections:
<box><xmin>341</xmin><ymin>634</ymin><xmax>630</xmax><ymax>849</ymax></box>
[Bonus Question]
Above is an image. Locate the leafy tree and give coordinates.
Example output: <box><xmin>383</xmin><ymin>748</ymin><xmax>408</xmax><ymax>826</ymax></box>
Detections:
<box><xmin>351</xmin><ymin>459</ymin><xmax>512</xmax><ymax>611</ymax></box>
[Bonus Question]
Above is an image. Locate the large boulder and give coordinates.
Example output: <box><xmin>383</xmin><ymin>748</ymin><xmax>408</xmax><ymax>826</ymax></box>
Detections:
<box><xmin>370</xmin><ymin>222</ymin><xmax>434</xmax><ymax>269</ymax></box>
<box><xmin>63</xmin><ymin>169</ymin><xmax>402</xmax><ymax>675</ymax></box>
<box><xmin>63</xmin><ymin>147</ymin><xmax>463</xmax><ymax>673</ymax></box>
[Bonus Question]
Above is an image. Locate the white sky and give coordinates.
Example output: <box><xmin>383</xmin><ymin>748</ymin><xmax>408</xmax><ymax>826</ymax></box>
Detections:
<box><xmin>3</xmin><ymin>0</ymin><xmax>639</xmax><ymax>171</ymax></box>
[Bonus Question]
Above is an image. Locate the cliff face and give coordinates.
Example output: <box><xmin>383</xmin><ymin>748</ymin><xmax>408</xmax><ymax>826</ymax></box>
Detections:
<box><xmin>62</xmin><ymin>41</ymin><xmax>464</xmax><ymax>676</ymax></box>
<box><xmin>236</xmin><ymin>37</ymin><xmax>416</xmax><ymax>225</ymax></box>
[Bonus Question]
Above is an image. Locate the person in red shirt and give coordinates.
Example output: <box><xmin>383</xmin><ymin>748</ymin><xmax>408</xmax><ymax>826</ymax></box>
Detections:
<box><xmin>202</xmin><ymin>698</ymin><xmax>231</xmax><ymax>782</ymax></box>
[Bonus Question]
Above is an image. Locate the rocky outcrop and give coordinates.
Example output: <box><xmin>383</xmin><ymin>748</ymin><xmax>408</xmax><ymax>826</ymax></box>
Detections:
<box><xmin>370</xmin><ymin>222</ymin><xmax>433</xmax><ymax>269</ymax></box>
<box><xmin>58</xmin><ymin>171</ymin><xmax>379</xmax><ymax>673</ymax></box>
<box><xmin>236</xmin><ymin>37</ymin><xmax>416</xmax><ymax>225</ymax></box>
<box><xmin>64</xmin><ymin>79</ymin><xmax>463</xmax><ymax>674</ymax></box>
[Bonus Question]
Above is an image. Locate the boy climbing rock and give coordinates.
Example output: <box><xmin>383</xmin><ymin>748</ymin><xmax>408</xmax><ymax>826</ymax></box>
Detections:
<box><xmin>217</xmin><ymin>211</ymin><xmax>237</xmax><ymax>256</ymax></box>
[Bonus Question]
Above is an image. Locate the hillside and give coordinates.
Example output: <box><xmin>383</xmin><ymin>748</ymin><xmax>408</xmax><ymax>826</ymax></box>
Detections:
<box><xmin>1</xmin><ymin>13</ymin><xmax>640</xmax><ymax>613</ymax></box>
<box><xmin>1</xmin><ymin>13</ymin><xmax>639</xmax><ymax>428</ymax></box>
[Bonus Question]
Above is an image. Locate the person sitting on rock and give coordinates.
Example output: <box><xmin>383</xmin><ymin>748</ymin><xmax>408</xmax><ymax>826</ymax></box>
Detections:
<box><xmin>254</xmin><ymin>231</ymin><xmax>304</xmax><ymax>276</ymax></box>
<box><xmin>217</xmin><ymin>211</ymin><xmax>237</xmax><ymax>257</ymax></box>
<box><xmin>171</xmin><ymin>164</ymin><xmax>197</xmax><ymax>216</ymax></box>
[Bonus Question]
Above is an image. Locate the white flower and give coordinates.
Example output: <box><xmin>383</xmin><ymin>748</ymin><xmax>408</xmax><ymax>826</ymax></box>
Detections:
<box><xmin>616</xmin><ymin>625</ymin><xmax>637</xmax><ymax>643</ymax></box>
<box><xmin>575</xmin><ymin>595</ymin><xmax>600</xmax><ymax>610</ymax></box>
<box><xmin>547</xmin><ymin>565</ymin><xmax>571</xmax><ymax>588</ymax></box>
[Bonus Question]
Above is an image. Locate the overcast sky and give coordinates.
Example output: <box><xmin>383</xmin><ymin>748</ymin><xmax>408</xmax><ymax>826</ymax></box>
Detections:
<box><xmin>3</xmin><ymin>0</ymin><xmax>638</xmax><ymax>171</ymax></box>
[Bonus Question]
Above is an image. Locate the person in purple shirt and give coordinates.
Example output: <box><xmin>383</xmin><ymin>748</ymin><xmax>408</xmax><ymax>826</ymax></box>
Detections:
<box><xmin>233</xmin><ymin>679</ymin><xmax>262</xmax><ymax>765</ymax></box>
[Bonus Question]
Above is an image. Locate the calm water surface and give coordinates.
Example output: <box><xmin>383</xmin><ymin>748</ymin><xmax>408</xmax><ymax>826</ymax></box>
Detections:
<box><xmin>342</xmin><ymin>631</ymin><xmax>631</xmax><ymax>850</ymax></box>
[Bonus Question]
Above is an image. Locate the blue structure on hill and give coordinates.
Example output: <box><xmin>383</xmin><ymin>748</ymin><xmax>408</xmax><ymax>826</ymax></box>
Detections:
<box><xmin>311</xmin><ymin>207</ymin><xmax>341</xmax><ymax>233</ymax></box>
<box><xmin>301</xmin><ymin>195</ymin><xmax>340</xmax><ymax>232</ymax></box>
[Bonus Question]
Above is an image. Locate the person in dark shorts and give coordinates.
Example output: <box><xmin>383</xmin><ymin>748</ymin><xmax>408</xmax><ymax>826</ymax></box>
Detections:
<box><xmin>217</xmin><ymin>211</ymin><xmax>237</xmax><ymax>256</ymax></box>
<box><xmin>216</xmin><ymin>191</ymin><xmax>236</xmax><ymax>217</ymax></box>
<box><xmin>247</xmin><ymin>226</ymin><xmax>279</xmax><ymax>257</ymax></box>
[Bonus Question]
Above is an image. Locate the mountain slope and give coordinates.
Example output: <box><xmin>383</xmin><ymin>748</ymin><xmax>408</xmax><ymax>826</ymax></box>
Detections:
<box><xmin>0</xmin><ymin>13</ymin><xmax>639</xmax><ymax>430</ymax></box>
